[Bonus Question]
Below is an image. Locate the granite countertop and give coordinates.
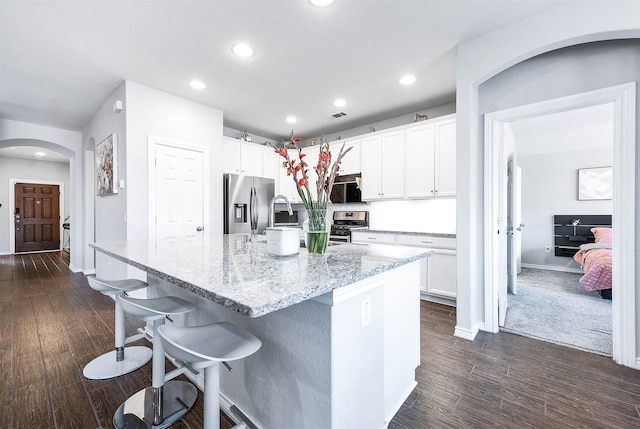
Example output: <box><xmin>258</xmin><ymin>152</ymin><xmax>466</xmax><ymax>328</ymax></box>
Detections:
<box><xmin>90</xmin><ymin>235</ymin><xmax>430</xmax><ymax>318</ymax></box>
<box><xmin>351</xmin><ymin>228</ymin><xmax>456</xmax><ymax>239</ymax></box>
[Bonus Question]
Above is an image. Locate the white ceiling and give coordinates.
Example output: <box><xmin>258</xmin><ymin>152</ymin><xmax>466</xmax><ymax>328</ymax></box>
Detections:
<box><xmin>0</xmin><ymin>146</ymin><xmax>69</xmax><ymax>163</ymax></box>
<box><xmin>0</xmin><ymin>0</ymin><xmax>577</xmax><ymax>142</ymax></box>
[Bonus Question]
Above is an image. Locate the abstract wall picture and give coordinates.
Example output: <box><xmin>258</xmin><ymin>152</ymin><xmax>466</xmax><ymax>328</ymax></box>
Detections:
<box><xmin>578</xmin><ymin>166</ymin><xmax>612</xmax><ymax>200</ymax></box>
<box><xmin>96</xmin><ymin>133</ymin><xmax>118</xmax><ymax>196</ymax></box>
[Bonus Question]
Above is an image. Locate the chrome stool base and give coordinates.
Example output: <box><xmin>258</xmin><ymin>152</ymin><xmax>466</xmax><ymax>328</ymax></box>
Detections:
<box><xmin>83</xmin><ymin>346</ymin><xmax>152</xmax><ymax>380</ymax></box>
<box><xmin>113</xmin><ymin>380</ymin><xmax>197</xmax><ymax>429</ymax></box>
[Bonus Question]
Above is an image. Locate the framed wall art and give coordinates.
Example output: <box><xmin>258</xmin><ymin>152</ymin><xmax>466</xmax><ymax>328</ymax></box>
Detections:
<box><xmin>578</xmin><ymin>166</ymin><xmax>612</xmax><ymax>200</ymax></box>
<box><xmin>96</xmin><ymin>133</ymin><xmax>118</xmax><ymax>196</ymax></box>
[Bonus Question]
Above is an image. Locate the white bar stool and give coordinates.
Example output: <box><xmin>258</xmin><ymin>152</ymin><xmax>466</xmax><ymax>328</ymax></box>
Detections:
<box><xmin>113</xmin><ymin>295</ymin><xmax>198</xmax><ymax>429</ymax></box>
<box><xmin>83</xmin><ymin>277</ymin><xmax>153</xmax><ymax>380</ymax></box>
<box><xmin>157</xmin><ymin>322</ymin><xmax>262</xmax><ymax>429</ymax></box>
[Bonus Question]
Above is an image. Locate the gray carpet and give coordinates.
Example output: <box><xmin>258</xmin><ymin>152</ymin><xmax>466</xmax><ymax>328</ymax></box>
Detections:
<box><xmin>501</xmin><ymin>268</ymin><xmax>612</xmax><ymax>356</ymax></box>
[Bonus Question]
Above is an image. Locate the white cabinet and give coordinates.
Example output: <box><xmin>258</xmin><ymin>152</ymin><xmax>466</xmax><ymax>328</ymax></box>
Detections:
<box><xmin>350</xmin><ymin>231</ymin><xmax>397</xmax><ymax>245</ymax></box>
<box><xmin>330</xmin><ymin>139</ymin><xmax>361</xmax><ymax>175</ymax></box>
<box><xmin>404</xmin><ymin>116</ymin><xmax>456</xmax><ymax>198</ymax></box>
<box><xmin>262</xmin><ymin>146</ymin><xmax>279</xmax><ymax>180</ymax></box>
<box><xmin>404</xmin><ymin>124</ymin><xmax>436</xmax><ymax>198</ymax></box>
<box><xmin>434</xmin><ymin>118</ymin><xmax>456</xmax><ymax>197</ymax></box>
<box><xmin>222</xmin><ymin>137</ymin><xmax>264</xmax><ymax>177</ymax></box>
<box><xmin>397</xmin><ymin>235</ymin><xmax>456</xmax><ymax>302</ymax></box>
<box><xmin>425</xmin><ymin>249</ymin><xmax>457</xmax><ymax>299</ymax></box>
<box><xmin>360</xmin><ymin>131</ymin><xmax>404</xmax><ymax>200</ymax></box>
<box><xmin>304</xmin><ymin>145</ymin><xmax>320</xmax><ymax>194</ymax></box>
<box><xmin>352</xmin><ymin>232</ymin><xmax>457</xmax><ymax>304</ymax></box>
<box><xmin>276</xmin><ymin>149</ymin><xmax>300</xmax><ymax>203</ymax></box>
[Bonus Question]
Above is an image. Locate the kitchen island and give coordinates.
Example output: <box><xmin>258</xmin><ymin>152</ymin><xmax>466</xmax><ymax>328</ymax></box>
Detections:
<box><xmin>91</xmin><ymin>235</ymin><xmax>430</xmax><ymax>429</ymax></box>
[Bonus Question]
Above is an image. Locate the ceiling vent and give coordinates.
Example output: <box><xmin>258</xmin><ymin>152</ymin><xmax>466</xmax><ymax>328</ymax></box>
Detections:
<box><xmin>331</xmin><ymin>112</ymin><xmax>347</xmax><ymax>119</ymax></box>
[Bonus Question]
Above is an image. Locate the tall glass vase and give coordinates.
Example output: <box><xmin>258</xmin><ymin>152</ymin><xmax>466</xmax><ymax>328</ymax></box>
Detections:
<box><xmin>304</xmin><ymin>208</ymin><xmax>329</xmax><ymax>255</ymax></box>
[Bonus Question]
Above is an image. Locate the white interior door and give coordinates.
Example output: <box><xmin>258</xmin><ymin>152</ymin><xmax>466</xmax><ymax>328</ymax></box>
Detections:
<box><xmin>516</xmin><ymin>167</ymin><xmax>522</xmax><ymax>274</ymax></box>
<box><xmin>154</xmin><ymin>144</ymin><xmax>205</xmax><ymax>239</ymax></box>
<box><xmin>497</xmin><ymin>131</ymin><xmax>508</xmax><ymax>327</ymax></box>
<box><xmin>507</xmin><ymin>155</ymin><xmax>518</xmax><ymax>295</ymax></box>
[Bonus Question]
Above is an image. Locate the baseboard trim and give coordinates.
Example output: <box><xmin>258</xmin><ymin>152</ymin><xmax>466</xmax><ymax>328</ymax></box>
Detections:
<box><xmin>82</xmin><ymin>268</ymin><xmax>96</xmax><ymax>276</ymax></box>
<box><xmin>454</xmin><ymin>323</ymin><xmax>479</xmax><ymax>341</ymax></box>
<box><xmin>68</xmin><ymin>264</ymin><xmax>82</xmax><ymax>273</ymax></box>
<box><xmin>521</xmin><ymin>263</ymin><xmax>583</xmax><ymax>274</ymax></box>
<box><xmin>420</xmin><ymin>293</ymin><xmax>456</xmax><ymax>307</ymax></box>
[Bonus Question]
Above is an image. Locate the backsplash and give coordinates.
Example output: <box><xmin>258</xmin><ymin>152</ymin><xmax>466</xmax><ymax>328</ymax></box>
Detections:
<box><xmin>285</xmin><ymin>199</ymin><xmax>456</xmax><ymax>234</ymax></box>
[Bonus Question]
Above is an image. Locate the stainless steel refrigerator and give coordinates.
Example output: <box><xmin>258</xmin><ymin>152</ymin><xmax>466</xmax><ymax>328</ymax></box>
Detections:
<box><xmin>223</xmin><ymin>174</ymin><xmax>275</xmax><ymax>235</ymax></box>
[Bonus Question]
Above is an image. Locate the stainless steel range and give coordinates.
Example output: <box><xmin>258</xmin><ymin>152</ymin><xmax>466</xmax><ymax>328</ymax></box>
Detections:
<box><xmin>329</xmin><ymin>211</ymin><xmax>369</xmax><ymax>242</ymax></box>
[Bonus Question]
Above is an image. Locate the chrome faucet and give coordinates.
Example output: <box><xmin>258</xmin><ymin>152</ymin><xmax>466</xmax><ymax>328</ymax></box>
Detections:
<box><xmin>269</xmin><ymin>195</ymin><xmax>293</xmax><ymax>228</ymax></box>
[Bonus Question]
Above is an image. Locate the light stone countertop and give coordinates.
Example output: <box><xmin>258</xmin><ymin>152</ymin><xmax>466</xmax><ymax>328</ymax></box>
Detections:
<box><xmin>90</xmin><ymin>234</ymin><xmax>431</xmax><ymax>318</ymax></box>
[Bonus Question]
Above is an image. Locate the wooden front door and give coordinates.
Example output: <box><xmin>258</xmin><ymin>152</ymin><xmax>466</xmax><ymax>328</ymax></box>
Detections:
<box><xmin>15</xmin><ymin>183</ymin><xmax>60</xmax><ymax>253</ymax></box>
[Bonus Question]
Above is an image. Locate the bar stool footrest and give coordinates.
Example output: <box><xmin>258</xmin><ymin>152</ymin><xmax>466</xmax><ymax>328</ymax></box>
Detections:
<box><xmin>113</xmin><ymin>380</ymin><xmax>197</xmax><ymax>429</ymax></box>
<box><xmin>83</xmin><ymin>346</ymin><xmax>152</xmax><ymax>380</ymax></box>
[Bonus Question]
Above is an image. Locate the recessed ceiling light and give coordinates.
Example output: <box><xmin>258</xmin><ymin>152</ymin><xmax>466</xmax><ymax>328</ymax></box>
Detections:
<box><xmin>399</xmin><ymin>75</ymin><xmax>416</xmax><ymax>85</ymax></box>
<box><xmin>310</xmin><ymin>0</ymin><xmax>334</xmax><ymax>6</ymax></box>
<box><xmin>232</xmin><ymin>43</ymin><xmax>254</xmax><ymax>58</ymax></box>
<box><xmin>189</xmin><ymin>80</ymin><xmax>206</xmax><ymax>90</ymax></box>
<box><xmin>35</xmin><ymin>151</ymin><xmax>45</xmax><ymax>157</ymax></box>
<box><xmin>333</xmin><ymin>98</ymin><xmax>347</xmax><ymax>107</ymax></box>
<box><xmin>286</xmin><ymin>116</ymin><xmax>297</xmax><ymax>124</ymax></box>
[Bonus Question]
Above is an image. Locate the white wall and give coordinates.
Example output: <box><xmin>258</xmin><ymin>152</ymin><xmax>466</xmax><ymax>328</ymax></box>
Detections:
<box><xmin>0</xmin><ymin>158</ymin><xmax>70</xmax><ymax>253</ymax></box>
<box><xmin>0</xmin><ymin>119</ymin><xmax>83</xmax><ymax>269</ymax></box>
<box><xmin>300</xmin><ymin>102</ymin><xmax>456</xmax><ymax>147</ymax></box>
<box><xmin>125</xmin><ymin>81</ymin><xmax>224</xmax><ymax>241</ymax></box>
<box><xmin>82</xmin><ymin>81</ymin><xmax>225</xmax><ymax>277</ymax></box>
<box><xmin>82</xmin><ymin>83</ymin><xmax>128</xmax><ymax>278</ymax></box>
<box><xmin>455</xmin><ymin>0</ymin><xmax>640</xmax><ymax>341</ymax></box>
<box><xmin>519</xmin><ymin>148</ymin><xmax>613</xmax><ymax>268</ymax></box>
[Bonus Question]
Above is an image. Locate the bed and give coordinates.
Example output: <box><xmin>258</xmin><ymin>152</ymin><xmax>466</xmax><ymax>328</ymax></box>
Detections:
<box><xmin>573</xmin><ymin>227</ymin><xmax>612</xmax><ymax>299</ymax></box>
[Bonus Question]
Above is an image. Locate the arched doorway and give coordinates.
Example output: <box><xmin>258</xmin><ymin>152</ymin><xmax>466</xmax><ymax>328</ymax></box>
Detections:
<box><xmin>0</xmin><ymin>134</ymin><xmax>84</xmax><ymax>271</ymax></box>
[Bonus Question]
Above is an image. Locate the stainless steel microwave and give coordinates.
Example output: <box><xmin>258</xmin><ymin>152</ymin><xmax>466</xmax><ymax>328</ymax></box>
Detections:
<box><xmin>330</xmin><ymin>174</ymin><xmax>362</xmax><ymax>203</ymax></box>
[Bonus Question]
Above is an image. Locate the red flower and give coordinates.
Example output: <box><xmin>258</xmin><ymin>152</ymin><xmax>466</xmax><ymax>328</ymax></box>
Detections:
<box><xmin>294</xmin><ymin>164</ymin><xmax>301</xmax><ymax>173</ymax></box>
<box><xmin>299</xmin><ymin>152</ymin><xmax>306</xmax><ymax>159</ymax></box>
<box><xmin>293</xmin><ymin>136</ymin><xmax>301</xmax><ymax>143</ymax></box>
<box><xmin>298</xmin><ymin>178</ymin><xmax>306</xmax><ymax>186</ymax></box>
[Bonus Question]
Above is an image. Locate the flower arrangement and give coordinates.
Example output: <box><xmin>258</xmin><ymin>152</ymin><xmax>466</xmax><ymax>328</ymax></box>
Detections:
<box><xmin>273</xmin><ymin>131</ymin><xmax>352</xmax><ymax>253</ymax></box>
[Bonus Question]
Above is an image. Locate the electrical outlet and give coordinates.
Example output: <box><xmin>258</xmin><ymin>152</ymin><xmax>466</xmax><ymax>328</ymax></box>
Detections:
<box><xmin>361</xmin><ymin>297</ymin><xmax>371</xmax><ymax>328</ymax></box>
<box><xmin>545</xmin><ymin>246</ymin><xmax>552</xmax><ymax>253</ymax></box>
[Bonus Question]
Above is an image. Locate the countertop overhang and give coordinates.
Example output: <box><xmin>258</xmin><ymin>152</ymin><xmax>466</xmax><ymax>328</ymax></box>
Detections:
<box><xmin>90</xmin><ymin>234</ymin><xmax>431</xmax><ymax>318</ymax></box>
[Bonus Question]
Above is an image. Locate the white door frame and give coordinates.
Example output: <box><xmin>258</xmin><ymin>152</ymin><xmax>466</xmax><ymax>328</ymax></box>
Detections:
<box><xmin>9</xmin><ymin>178</ymin><xmax>65</xmax><ymax>254</ymax></box>
<box><xmin>484</xmin><ymin>82</ymin><xmax>636</xmax><ymax>367</ymax></box>
<box><xmin>148</xmin><ymin>136</ymin><xmax>210</xmax><ymax>241</ymax></box>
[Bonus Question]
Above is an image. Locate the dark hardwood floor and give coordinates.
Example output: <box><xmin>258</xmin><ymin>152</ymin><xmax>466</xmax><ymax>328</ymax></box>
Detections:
<box><xmin>2</xmin><ymin>252</ymin><xmax>640</xmax><ymax>428</ymax></box>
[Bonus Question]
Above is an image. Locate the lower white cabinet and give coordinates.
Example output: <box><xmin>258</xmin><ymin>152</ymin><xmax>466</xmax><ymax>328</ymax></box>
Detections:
<box><xmin>350</xmin><ymin>231</ymin><xmax>396</xmax><ymax>245</ymax></box>
<box><xmin>352</xmin><ymin>232</ymin><xmax>457</xmax><ymax>304</ymax></box>
<box><xmin>424</xmin><ymin>249</ymin><xmax>457</xmax><ymax>299</ymax></box>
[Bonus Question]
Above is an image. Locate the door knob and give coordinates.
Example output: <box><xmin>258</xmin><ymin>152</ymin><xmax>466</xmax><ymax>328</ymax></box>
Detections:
<box><xmin>196</xmin><ymin>227</ymin><xmax>203</xmax><ymax>232</ymax></box>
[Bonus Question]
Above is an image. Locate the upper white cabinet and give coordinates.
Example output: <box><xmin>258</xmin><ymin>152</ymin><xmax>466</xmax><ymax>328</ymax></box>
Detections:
<box><xmin>274</xmin><ymin>148</ymin><xmax>306</xmax><ymax>203</ymax></box>
<box><xmin>404</xmin><ymin>124</ymin><xmax>436</xmax><ymax>198</ymax></box>
<box><xmin>330</xmin><ymin>139</ymin><xmax>361</xmax><ymax>175</ymax></box>
<box><xmin>262</xmin><ymin>145</ymin><xmax>279</xmax><ymax>180</ymax></box>
<box><xmin>361</xmin><ymin>131</ymin><xmax>404</xmax><ymax>200</ymax></box>
<box><xmin>405</xmin><ymin>115</ymin><xmax>456</xmax><ymax>198</ymax></box>
<box><xmin>433</xmin><ymin>118</ymin><xmax>456</xmax><ymax>197</ymax></box>
<box><xmin>222</xmin><ymin>137</ymin><xmax>265</xmax><ymax>177</ymax></box>
<box><xmin>357</xmin><ymin>115</ymin><xmax>455</xmax><ymax>201</ymax></box>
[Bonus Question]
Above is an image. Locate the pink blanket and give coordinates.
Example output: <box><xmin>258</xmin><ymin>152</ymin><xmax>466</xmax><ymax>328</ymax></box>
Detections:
<box><xmin>574</xmin><ymin>245</ymin><xmax>612</xmax><ymax>291</ymax></box>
